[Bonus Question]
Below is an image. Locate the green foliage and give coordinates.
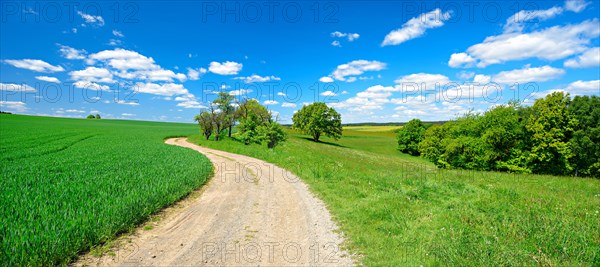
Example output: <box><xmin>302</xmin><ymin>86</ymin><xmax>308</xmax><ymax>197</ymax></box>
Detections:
<box><xmin>194</xmin><ymin>111</ymin><xmax>214</xmax><ymax>140</ymax></box>
<box><xmin>237</xmin><ymin>112</ymin><xmax>263</xmax><ymax>145</ymax></box>
<box><xmin>95</xmin><ymin>114</ymin><xmax>101</xmax><ymax>119</ymax></box>
<box><xmin>0</xmin><ymin>115</ymin><xmax>212</xmax><ymax>266</ymax></box>
<box><xmin>525</xmin><ymin>92</ymin><xmax>577</xmax><ymax>175</ymax></box>
<box><xmin>236</xmin><ymin>99</ymin><xmax>270</xmax><ymax>123</ymax></box>
<box><xmin>292</xmin><ymin>102</ymin><xmax>342</xmax><ymax>142</ymax></box>
<box><xmin>419</xmin><ymin>124</ymin><xmax>448</xmax><ymax>167</ymax></box>
<box><xmin>190</xmin><ymin>126</ymin><xmax>600</xmax><ymax>266</ymax></box>
<box><xmin>213</xmin><ymin>92</ymin><xmax>237</xmax><ymax>137</ymax></box>
<box><xmin>233</xmin><ymin>99</ymin><xmax>286</xmax><ymax>148</ymax></box>
<box><xmin>396</xmin><ymin>119</ymin><xmax>427</xmax><ymax>156</ymax></box>
<box><xmin>86</xmin><ymin>114</ymin><xmax>95</xmax><ymax>119</ymax></box>
<box><xmin>416</xmin><ymin>93</ymin><xmax>598</xmax><ymax>177</ymax></box>
<box><xmin>236</xmin><ymin>99</ymin><xmax>269</xmax><ymax>145</ymax></box>
<box><xmin>568</xmin><ymin>95</ymin><xmax>600</xmax><ymax>177</ymax></box>
<box><xmin>259</xmin><ymin>121</ymin><xmax>287</xmax><ymax>149</ymax></box>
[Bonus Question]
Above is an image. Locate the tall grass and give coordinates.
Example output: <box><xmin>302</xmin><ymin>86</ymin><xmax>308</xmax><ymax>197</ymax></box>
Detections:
<box><xmin>189</xmin><ymin>128</ymin><xmax>600</xmax><ymax>266</ymax></box>
<box><xmin>0</xmin><ymin>115</ymin><xmax>212</xmax><ymax>266</ymax></box>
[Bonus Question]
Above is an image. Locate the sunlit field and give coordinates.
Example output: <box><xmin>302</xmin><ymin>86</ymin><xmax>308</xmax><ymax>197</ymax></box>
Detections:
<box><xmin>0</xmin><ymin>114</ymin><xmax>212</xmax><ymax>266</ymax></box>
<box><xmin>343</xmin><ymin>125</ymin><xmax>401</xmax><ymax>133</ymax></box>
<box><xmin>190</xmin><ymin>127</ymin><xmax>600</xmax><ymax>266</ymax></box>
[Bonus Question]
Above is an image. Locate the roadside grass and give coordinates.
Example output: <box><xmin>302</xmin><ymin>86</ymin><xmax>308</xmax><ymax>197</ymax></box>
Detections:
<box><xmin>0</xmin><ymin>114</ymin><xmax>213</xmax><ymax>266</ymax></box>
<box><xmin>189</xmin><ymin>127</ymin><xmax>600</xmax><ymax>266</ymax></box>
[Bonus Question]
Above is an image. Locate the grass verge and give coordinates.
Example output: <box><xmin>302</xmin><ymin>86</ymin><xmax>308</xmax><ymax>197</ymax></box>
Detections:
<box><xmin>189</xmin><ymin>128</ymin><xmax>600</xmax><ymax>266</ymax></box>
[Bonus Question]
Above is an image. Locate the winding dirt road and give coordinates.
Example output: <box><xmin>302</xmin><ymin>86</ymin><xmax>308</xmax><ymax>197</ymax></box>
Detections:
<box><xmin>76</xmin><ymin>138</ymin><xmax>354</xmax><ymax>266</ymax></box>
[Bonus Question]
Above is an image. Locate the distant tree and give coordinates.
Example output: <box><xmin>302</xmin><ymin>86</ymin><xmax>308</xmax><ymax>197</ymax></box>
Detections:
<box><xmin>194</xmin><ymin>111</ymin><xmax>214</xmax><ymax>140</ymax></box>
<box><xmin>397</xmin><ymin>118</ymin><xmax>427</xmax><ymax>156</ymax></box>
<box><xmin>86</xmin><ymin>114</ymin><xmax>95</xmax><ymax>119</ymax></box>
<box><xmin>95</xmin><ymin>114</ymin><xmax>101</xmax><ymax>119</ymax></box>
<box><xmin>525</xmin><ymin>92</ymin><xmax>578</xmax><ymax>175</ymax></box>
<box><xmin>213</xmin><ymin>92</ymin><xmax>237</xmax><ymax>137</ymax></box>
<box><xmin>292</xmin><ymin>102</ymin><xmax>342</xmax><ymax>142</ymax></box>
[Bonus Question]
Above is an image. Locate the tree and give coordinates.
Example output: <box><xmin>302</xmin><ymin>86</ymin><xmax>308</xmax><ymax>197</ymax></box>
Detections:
<box><xmin>525</xmin><ymin>92</ymin><xmax>578</xmax><ymax>175</ymax></box>
<box><xmin>419</xmin><ymin>124</ymin><xmax>448</xmax><ymax>167</ymax></box>
<box><xmin>95</xmin><ymin>114</ymin><xmax>101</xmax><ymax>119</ymax></box>
<box><xmin>213</xmin><ymin>92</ymin><xmax>237</xmax><ymax>137</ymax></box>
<box><xmin>292</xmin><ymin>102</ymin><xmax>342</xmax><ymax>142</ymax></box>
<box><xmin>235</xmin><ymin>99</ymin><xmax>270</xmax><ymax>144</ymax></box>
<box><xmin>194</xmin><ymin>111</ymin><xmax>214</xmax><ymax>140</ymax></box>
<box><xmin>397</xmin><ymin>119</ymin><xmax>427</xmax><ymax>156</ymax></box>
<box><xmin>236</xmin><ymin>99</ymin><xmax>270</xmax><ymax>124</ymax></box>
<box><xmin>568</xmin><ymin>95</ymin><xmax>600</xmax><ymax>177</ymax></box>
<box><xmin>237</xmin><ymin>112</ymin><xmax>263</xmax><ymax>145</ymax></box>
<box><xmin>480</xmin><ymin>102</ymin><xmax>530</xmax><ymax>173</ymax></box>
<box><xmin>259</xmin><ymin>120</ymin><xmax>287</xmax><ymax>149</ymax></box>
<box><xmin>86</xmin><ymin>114</ymin><xmax>95</xmax><ymax>119</ymax></box>
<box><xmin>209</xmin><ymin>105</ymin><xmax>227</xmax><ymax>141</ymax></box>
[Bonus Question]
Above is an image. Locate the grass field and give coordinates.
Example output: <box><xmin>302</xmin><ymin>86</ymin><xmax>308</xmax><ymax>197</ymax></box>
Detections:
<box><xmin>0</xmin><ymin>114</ymin><xmax>213</xmax><ymax>266</ymax></box>
<box><xmin>189</xmin><ymin>128</ymin><xmax>600</xmax><ymax>266</ymax></box>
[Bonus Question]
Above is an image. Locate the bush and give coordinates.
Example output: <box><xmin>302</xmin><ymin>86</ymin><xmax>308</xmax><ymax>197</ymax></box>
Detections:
<box><xmin>397</xmin><ymin>119</ymin><xmax>427</xmax><ymax>156</ymax></box>
<box><xmin>415</xmin><ymin>92</ymin><xmax>598</xmax><ymax>177</ymax></box>
<box><xmin>259</xmin><ymin>121</ymin><xmax>287</xmax><ymax>149</ymax></box>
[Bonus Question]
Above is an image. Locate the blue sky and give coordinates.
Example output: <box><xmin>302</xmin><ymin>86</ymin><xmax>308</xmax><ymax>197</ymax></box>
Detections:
<box><xmin>1</xmin><ymin>0</ymin><xmax>599</xmax><ymax>123</ymax></box>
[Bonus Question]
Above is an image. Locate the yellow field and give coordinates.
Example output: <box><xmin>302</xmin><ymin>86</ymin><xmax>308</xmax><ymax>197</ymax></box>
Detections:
<box><xmin>343</xmin><ymin>125</ymin><xmax>401</xmax><ymax>132</ymax></box>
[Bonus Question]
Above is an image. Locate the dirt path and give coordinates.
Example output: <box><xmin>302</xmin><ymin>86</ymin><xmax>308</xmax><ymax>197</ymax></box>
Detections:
<box><xmin>76</xmin><ymin>138</ymin><xmax>355</xmax><ymax>266</ymax></box>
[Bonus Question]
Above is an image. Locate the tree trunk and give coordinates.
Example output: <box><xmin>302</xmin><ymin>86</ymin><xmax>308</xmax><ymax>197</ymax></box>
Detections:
<box><xmin>228</xmin><ymin>125</ymin><xmax>232</xmax><ymax>137</ymax></box>
<box><xmin>313</xmin><ymin>133</ymin><xmax>320</xmax><ymax>142</ymax></box>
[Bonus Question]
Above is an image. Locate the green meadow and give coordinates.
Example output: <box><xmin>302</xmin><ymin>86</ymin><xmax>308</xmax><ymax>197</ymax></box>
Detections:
<box><xmin>190</xmin><ymin>128</ymin><xmax>600</xmax><ymax>266</ymax></box>
<box><xmin>1</xmin><ymin>114</ymin><xmax>598</xmax><ymax>266</ymax></box>
<box><xmin>0</xmin><ymin>114</ymin><xmax>212</xmax><ymax>266</ymax></box>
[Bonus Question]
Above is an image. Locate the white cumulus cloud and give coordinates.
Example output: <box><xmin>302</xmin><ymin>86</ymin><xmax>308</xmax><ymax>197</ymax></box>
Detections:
<box><xmin>78</xmin><ymin>11</ymin><xmax>104</xmax><ymax>26</ymax></box>
<box><xmin>329</xmin><ymin>60</ymin><xmax>387</xmax><ymax>82</ymax></box>
<box><xmin>448</xmin><ymin>19</ymin><xmax>600</xmax><ymax>68</ymax></box>
<box><xmin>234</xmin><ymin>74</ymin><xmax>281</xmax><ymax>83</ymax></box>
<box><xmin>35</xmin><ymin>76</ymin><xmax>60</xmax><ymax>83</ymax></box>
<box><xmin>70</xmin><ymin>67</ymin><xmax>115</xmax><ymax>83</ymax></box>
<box><xmin>319</xmin><ymin>76</ymin><xmax>334</xmax><ymax>83</ymax></box>
<box><xmin>59</xmin><ymin>45</ymin><xmax>87</xmax><ymax>60</ymax></box>
<box><xmin>133</xmin><ymin>82</ymin><xmax>190</xmax><ymax>97</ymax></box>
<box><xmin>4</xmin><ymin>59</ymin><xmax>64</xmax><ymax>72</ymax></box>
<box><xmin>0</xmin><ymin>83</ymin><xmax>36</xmax><ymax>92</ymax></box>
<box><xmin>0</xmin><ymin>101</ymin><xmax>27</xmax><ymax>112</ymax></box>
<box><xmin>382</xmin><ymin>8</ymin><xmax>451</xmax><ymax>46</ymax></box>
<box><xmin>564</xmin><ymin>47</ymin><xmax>600</xmax><ymax>68</ymax></box>
<box><xmin>492</xmin><ymin>65</ymin><xmax>565</xmax><ymax>84</ymax></box>
<box><xmin>320</xmin><ymin>90</ymin><xmax>337</xmax><ymax>97</ymax></box>
<box><xmin>209</xmin><ymin>61</ymin><xmax>243</xmax><ymax>75</ymax></box>
<box><xmin>187</xmin><ymin>67</ymin><xmax>207</xmax><ymax>80</ymax></box>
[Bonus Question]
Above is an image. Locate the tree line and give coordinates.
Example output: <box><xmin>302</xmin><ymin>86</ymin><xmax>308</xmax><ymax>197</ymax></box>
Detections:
<box><xmin>86</xmin><ymin>114</ymin><xmax>101</xmax><ymax>119</ymax></box>
<box><xmin>397</xmin><ymin>92</ymin><xmax>599</xmax><ymax>178</ymax></box>
<box><xmin>194</xmin><ymin>92</ymin><xmax>286</xmax><ymax>148</ymax></box>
